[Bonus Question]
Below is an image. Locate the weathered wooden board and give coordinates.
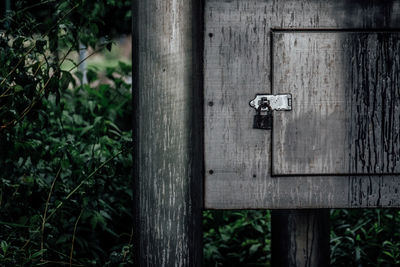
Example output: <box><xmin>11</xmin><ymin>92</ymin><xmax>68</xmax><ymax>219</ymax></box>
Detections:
<box><xmin>271</xmin><ymin>210</ymin><xmax>330</xmax><ymax>266</ymax></box>
<box><xmin>272</xmin><ymin>32</ymin><xmax>400</xmax><ymax>176</ymax></box>
<box><xmin>204</xmin><ymin>0</ymin><xmax>400</xmax><ymax>209</ymax></box>
<box><xmin>133</xmin><ymin>0</ymin><xmax>203</xmax><ymax>265</ymax></box>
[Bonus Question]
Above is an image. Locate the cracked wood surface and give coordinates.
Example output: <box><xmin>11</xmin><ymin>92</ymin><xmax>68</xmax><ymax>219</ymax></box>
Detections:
<box><xmin>204</xmin><ymin>0</ymin><xmax>400</xmax><ymax>209</ymax></box>
<box><xmin>273</xmin><ymin>32</ymin><xmax>400</xmax><ymax>176</ymax></box>
<box><xmin>133</xmin><ymin>0</ymin><xmax>203</xmax><ymax>265</ymax></box>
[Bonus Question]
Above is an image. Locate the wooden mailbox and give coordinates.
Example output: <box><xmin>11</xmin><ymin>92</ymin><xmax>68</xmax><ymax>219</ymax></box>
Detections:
<box><xmin>204</xmin><ymin>0</ymin><xmax>400</xmax><ymax>209</ymax></box>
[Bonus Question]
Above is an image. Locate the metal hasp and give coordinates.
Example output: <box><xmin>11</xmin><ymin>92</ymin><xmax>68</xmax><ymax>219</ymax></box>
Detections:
<box><xmin>249</xmin><ymin>94</ymin><xmax>292</xmax><ymax>112</ymax></box>
<box><xmin>250</xmin><ymin>94</ymin><xmax>292</xmax><ymax>130</ymax></box>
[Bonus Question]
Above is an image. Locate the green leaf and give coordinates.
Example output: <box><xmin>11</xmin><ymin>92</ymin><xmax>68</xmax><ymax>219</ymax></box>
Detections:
<box><xmin>252</xmin><ymin>223</ymin><xmax>264</xmax><ymax>234</ymax></box>
<box><xmin>0</xmin><ymin>221</ymin><xmax>30</xmax><ymax>228</ymax></box>
<box><xmin>118</xmin><ymin>61</ymin><xmax>131</xmax><ymax>74</ymax></box>
<box><xmin>14</xmin><ymin>84</ymin><xmax>24</xmax><ymax>92</ymax></box>
<box><xmin>24</xmin><ymin>249</ymin><xmax>47</xmax><ymax>264</ymax></box>
<box><xmin>60</xmin><ymin>71</ymin><xmax>75</xmax><ymax>91</ymax></box>
<box><xmin>1</xmin><ymin>241</ymin><xmax>8</xmax><ymax>255</ymax></box>
<box><xmin>87</xmin><ymin>69</ymin><xmax>98</xmax><ymax>83</ymax></box>
<box><xmin>249</xmin><ymin>244</ymin><xmax>261</xmax><ymax>255</ymax></box>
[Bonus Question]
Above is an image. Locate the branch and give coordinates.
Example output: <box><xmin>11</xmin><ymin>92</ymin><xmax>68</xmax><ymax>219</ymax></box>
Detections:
<box><xmin>69</xmin><ymin>209</ymin><xmax>83</xmax><ymax>267</ymax></box>
<box><xmin>45</xmin><ymin>150</ymin><xmax>123</xmax><ymax>222</ymax></box>
<box><xmin>41</xmin><ymin>166</ymin><xmax>62</xmax><ymax>258</ymax></box>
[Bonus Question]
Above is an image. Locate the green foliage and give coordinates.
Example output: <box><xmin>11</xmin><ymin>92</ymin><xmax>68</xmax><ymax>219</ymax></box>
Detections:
<box><xmin>203</xmin><ymin>209</ymin><xmax>400</xmax><ymax>266</ymax></box>
<box><xmin>0</xmin><ymin>1</ymin><xmax>133</xmax><ymax>265</ymax></box>
<box><xmin>0</xmin><ymin>61</ymin><xmax>133</xmax><ymax>265</ymax></box>
<box><xmin>331</xmin><ymin>209</ymin><xmax>400</xmax><ymax>266</ymax></box>
<box><xmin>203</xmin><ymin>210</ymin><xmax>271</xmax><ymax>267</ymax></box>
<box><xmin>0</xmin><ymin>0</ymin><xmax>132</xmax><ymax>134</ymax></box>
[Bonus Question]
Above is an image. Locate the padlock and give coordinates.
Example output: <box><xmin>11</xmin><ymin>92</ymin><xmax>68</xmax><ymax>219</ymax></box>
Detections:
<box><xmin>253</xmin><ymin>109</ymin><xmax>273</xmax><ymax>130</ymax></box>
<box><xmin>249</xmin><ymin>94</ymin><xmax>291</xmax><ymax>130</ymax></box>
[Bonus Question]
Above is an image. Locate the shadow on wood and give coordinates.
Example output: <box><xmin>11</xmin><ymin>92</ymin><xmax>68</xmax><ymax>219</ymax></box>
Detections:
<box><xmin>271</xmin><ymin>209</ymin><xmax>330</xmax><ymax>267</ymax></box>
<box><xmin>132</xmin><ymin>0</ymin><xmax>204</xmax><ymax>266</ymax></box>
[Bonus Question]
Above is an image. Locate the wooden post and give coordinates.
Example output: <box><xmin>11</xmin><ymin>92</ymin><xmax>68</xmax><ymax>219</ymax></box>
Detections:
<box><xmin>271</xmin><ymin>209</ymin><xmax>330</xmax><ymax>267</ymax></box>
<box><xmin>132</xmin><ymin>0</ymin><xmax>203</xmax><ymax>266</ymax></box>
<box><xmin>5</xmin><ymin>0</ymin><xmax>10</xmax><ymax>11</ymax></box>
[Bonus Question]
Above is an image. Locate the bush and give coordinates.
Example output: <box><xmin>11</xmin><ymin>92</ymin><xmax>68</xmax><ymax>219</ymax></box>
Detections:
<box><xmin>0</xmin><ymin>61</ymin><xmax>133</xmax><ymax>265</ymax></box>
<box><xmin>203</xmin><ymin>209</ymin><xmax>400</xmax><ymax>266</ymax></box>
<box><xmin>203</xmin><ymin>210</ymin><xmax>271</xmax><ymax>267</ymax></box>
<box><xmin>1</xmin><ymin>1</ymin><xmax>133</xmax><ymax>265</ymax></box>
<box><xmin>331</xmin><ymin>209</ymin><xmax>400</xmax><ymax>266</ymax></box>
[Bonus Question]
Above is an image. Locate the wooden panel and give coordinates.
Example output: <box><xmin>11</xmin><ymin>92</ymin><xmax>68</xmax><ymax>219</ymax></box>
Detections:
<box><xmin>204</xmin><ymin>0</ymin><xmax>400</xmax><ymax>209</ymax></box>
<box><xmin>272</xmin><ymin>32</ymin><xmax>400</xmax><ymax>175</ymax></box>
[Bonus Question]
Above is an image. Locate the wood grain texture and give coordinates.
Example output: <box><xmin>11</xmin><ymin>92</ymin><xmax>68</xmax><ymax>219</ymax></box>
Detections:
<box><xmin>271</xmin><ymin>210</ymin><xmax>330</xmax><ymax>267</ymax></box>
<box><xmin>204</xmin><ymin>0</ymin><xmax>400</xmax><ymax>209</ymax></box>
<box><xmin>133</xmin><ymin>0</ymin><xmax>203</xmax><ymax>265</ymax></box>
<box><xmin>273</xmin><ymin>32</ymin><xmax>400</xmax><ymax>175</ymax></box>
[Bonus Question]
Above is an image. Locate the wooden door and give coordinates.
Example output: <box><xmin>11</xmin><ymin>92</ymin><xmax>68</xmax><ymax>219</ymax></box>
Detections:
<box><xmin>204</xmin><ymin>0</ymin><xmax>400</xmax><ymax>209</ymax></box>
<box><xmin>272</xmin><ymin>31</ymin><xmax>400</xmax><ymax>176</ymax></box>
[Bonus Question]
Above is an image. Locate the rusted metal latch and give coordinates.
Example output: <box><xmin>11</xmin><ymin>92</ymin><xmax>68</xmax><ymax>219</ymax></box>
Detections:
<box><xmin>249</xmin><ymin>94</ymin><xmax>292</xmax><ymax>130</ymax></box>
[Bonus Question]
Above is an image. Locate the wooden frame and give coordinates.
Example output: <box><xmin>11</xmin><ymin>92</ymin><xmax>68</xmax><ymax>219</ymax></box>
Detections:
<box><xmin>204</xmin><ymin>0</ymin><xmax>400</xmax><ymax>209</ymax></box>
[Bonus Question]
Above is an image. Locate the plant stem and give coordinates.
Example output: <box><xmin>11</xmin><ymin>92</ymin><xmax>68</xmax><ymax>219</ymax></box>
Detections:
<box><xmin>0</xmin><ymin>47</ymin><xmax>73</xmax><ymax>132</ymax></box>
<box><xmin>69</xmin><ymin>209</ymin><xmax>83</xmax><ymax>267</ymax></box>
<box><xmin>45</xmin><ymin>150</ymin><xmax>123</xmax><ymax>222</ymax></box>
<box><xmin>0</xmin><ymin>3</ymin><xmax>79</xmax><ymax>96</ymax></box>
<box><xmin>41</xmin><ymin>166</ymin><xmax>62</xmax><ymax>258</ymax></box>
<box><xmin>68</xmin><ymin>46</ymin><xmax>106</xmax><ymax>72</ymax></box>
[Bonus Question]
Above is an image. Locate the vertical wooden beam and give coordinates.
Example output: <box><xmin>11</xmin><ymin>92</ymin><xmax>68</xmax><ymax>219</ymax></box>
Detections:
<box><xmin>78</xmin><ymin>43</ymin><xmax>88</xmax><ymax>84</ymax></box>
<box><xmin>271</xmin><ymin>210</ymin><xmax>330</xmax><ymax>267</ymax></box>
<box><xmin>5</xmin><ymin>0</ymin><xmax>11</xmax><ymax>12</ymax></box>
<box><xmin>132</xmin><ymin>0</ymin><xmax>203</xmax><ymax>266</ymax></box>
